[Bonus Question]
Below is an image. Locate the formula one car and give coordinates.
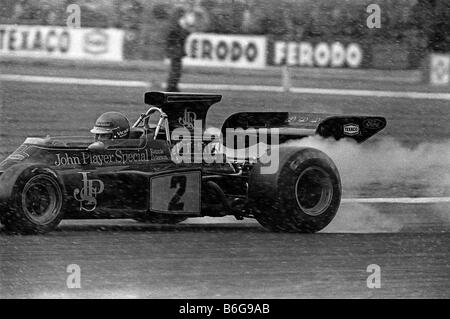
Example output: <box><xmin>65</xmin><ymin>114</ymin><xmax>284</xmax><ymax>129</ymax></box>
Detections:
<box><xmin>0</xmin><ymin>92</ymin><xmax>386</xmax><ymax>234</ymax></box>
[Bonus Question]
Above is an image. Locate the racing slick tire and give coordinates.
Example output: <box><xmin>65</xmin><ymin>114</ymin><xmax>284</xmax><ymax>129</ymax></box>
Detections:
<box><xmin>134</xmin><ymin>213</ymin><xmax>188</xmax><ymax>224</ymax></box>
<box><xmin>1</xmin><ymin>166</ymin><xmax>64</xmax><ymax>234</ymax></box>
<box><xmin>249</xmin><ymin>147</ymin><xmax>341</xmax><ymax>233</ymax></box>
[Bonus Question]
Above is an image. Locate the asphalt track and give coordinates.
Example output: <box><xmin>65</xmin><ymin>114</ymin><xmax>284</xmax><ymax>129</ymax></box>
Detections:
<box><xmin>1</xmin><ymin>217</ymin><xmax>449</xmax><ymax>299</ymax></box>
<box><xmin>0</xmin><ymin>63</ymin><xmax>449</xmax><ymax>298</ymax></box>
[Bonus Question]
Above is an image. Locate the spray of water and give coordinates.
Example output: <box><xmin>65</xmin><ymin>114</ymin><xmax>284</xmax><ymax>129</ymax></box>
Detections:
<box><xmin>323</xmin><ymin>203</ymin><xmax>403</xmax><ymax>233</ymax></box>
<box><xmin>284</xmin><ymin>136</ymin><xmax>450</xmax><ymax>233</ymax></box>
<box><xmin>285</xmin><ymin>136</ymin><xmax>450</xmax><ymax>193</ymax></box>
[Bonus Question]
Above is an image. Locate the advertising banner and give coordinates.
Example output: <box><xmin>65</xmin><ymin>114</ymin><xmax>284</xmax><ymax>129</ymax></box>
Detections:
<box><xmin>271</xmin><ymin>40</ymin><xmax>364</xmax><ymax>68</ymax></box>
<box><xmin>0</xmin><ymin>24</ymin><xmax>124</xmax><ymax>61</ymax></box>
<box><xmin>184</xmin><ymin>33</ymin><xmax>267</xmax><ymax>69</ymax></box>
<box><xmin>429</xmin><ymin>53</ymin><xmax>450</xmax><ymax>85</ymax></box>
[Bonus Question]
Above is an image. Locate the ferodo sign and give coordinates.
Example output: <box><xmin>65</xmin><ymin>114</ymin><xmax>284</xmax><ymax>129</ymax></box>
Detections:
<box><xmin>273</xmin><ymin>41</ymin><xmax>363</xmax><ymax>68</ymax></box>
<box><xmin>0</xmin><ymin>25</ymin><xmax>124</xmax><ymax>61</ymax></box>
<box><xmin>184</xmin><ymin>33</ymin><xmax>267</xmax><ymax>69</ymax></box>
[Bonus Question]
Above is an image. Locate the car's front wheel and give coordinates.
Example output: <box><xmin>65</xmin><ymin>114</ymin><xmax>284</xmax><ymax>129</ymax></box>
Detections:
<box><xmin>2</xmin><ymin>167</ymin><xmax>64</xmax><ymax>234</ymax></box>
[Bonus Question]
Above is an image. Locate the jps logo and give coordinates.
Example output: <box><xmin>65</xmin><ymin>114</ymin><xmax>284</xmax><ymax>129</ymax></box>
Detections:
<box><xmin>343</xmin><ymin>123</ymin><xmax>360</xmax><ymax>136</ymax></box>
<box><xmin>73</xmin><ymin>172</ymin><xmax>104</xmax><ymax>212</ymax></box>
<box><xmin>178</xmin><ymin>109</ymin><xmax>197</xmax><ymax>129</ymax></box>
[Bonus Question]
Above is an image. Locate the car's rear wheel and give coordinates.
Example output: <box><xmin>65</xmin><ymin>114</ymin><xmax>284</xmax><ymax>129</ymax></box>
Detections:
<box><xmin>249</xmin><ymin>147</ymin><xmax>341</xmax><ymax>233</ymax></box>
<box><xmin>3</xmin><ymin>168</ymin><xmax>64</xmax><ymax>234</ymax></box>
<box><xmin>295</xmin><ymin>166</ymin><xmax>334</xmax><ymax>217</ymax></box>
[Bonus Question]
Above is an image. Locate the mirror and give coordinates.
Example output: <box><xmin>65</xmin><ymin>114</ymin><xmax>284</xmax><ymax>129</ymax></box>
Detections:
<box><xmin>88</xmin><ymin>141</ymin><xmax>106</xmax><ymax>152</ymax></box>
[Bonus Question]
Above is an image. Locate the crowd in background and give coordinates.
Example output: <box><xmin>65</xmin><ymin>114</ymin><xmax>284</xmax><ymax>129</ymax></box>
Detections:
<box><xmin>0</xmin><ymin>0</ymin><xmax>449</xmax><ymax>60</ymax></box>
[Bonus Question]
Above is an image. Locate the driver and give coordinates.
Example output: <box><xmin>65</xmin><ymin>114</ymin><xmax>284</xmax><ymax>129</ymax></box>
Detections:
<box><xmin>90</xmin><ymin>112</ymin><xmax>130</xmax><ymax>141</ymax></box>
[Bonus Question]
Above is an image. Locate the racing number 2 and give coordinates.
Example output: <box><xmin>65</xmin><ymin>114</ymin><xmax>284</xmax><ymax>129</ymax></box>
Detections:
<box><xmin>168</xmin><ymin>175</ymin><xmax>186</xmax><ymax>210</ymax></box>
<box><xmin>150</xmin><ymin>171</ymin><xmax>201</xmax><ymax>213</ymax></box>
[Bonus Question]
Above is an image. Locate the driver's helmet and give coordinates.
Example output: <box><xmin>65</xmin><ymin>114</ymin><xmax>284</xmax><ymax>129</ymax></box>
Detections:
<box><xmin>90</xmin><ymin>112</ymin><xmax>130</xmax><ymax>140</ymax></box>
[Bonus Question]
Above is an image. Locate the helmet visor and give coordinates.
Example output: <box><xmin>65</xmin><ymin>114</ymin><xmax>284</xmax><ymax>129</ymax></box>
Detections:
<box><xmin>90</xmin><ymin>126</ymin><xmax>113</xmax><ymax>134</ymax></box>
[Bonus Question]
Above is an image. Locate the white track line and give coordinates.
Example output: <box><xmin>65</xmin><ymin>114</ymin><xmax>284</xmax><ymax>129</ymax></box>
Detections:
<box><xmin>290</xmin><ymin>87</ymin><xmax>450</xmax><ymax>101</ymax></box>
<box><xmin>342</xmin><ymin>197</ymin><xmax>450</xmax><ymax>204</ymax></box>
<box><xmin>180</xmin><ymin>83</ymin><xmax>450</xmax><ymax>101</ymax></box>
<box><xmin>0</xmin><ymin>74</ymin><xmax>149</xmax><ymax>87</ymax></box>
<box><xmin>1</xmin><ymin>74</ymin><xmax>450</xmax><ymax>101</ymax></box>
<box><xmin>180</xmin><ymin>82</ymin><xmax>284</xmax><ymax>92</ymax></box>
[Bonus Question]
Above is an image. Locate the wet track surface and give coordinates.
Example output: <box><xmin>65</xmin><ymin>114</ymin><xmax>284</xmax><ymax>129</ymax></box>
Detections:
<box><xmin>0</xmin><ymin>64</ymin><xmax>449</xmax><ymax>298</ymax></box>
<box><xmin>1</xmin><ymin>215</ymin><xmax>449</xmax><ymax>299</ymax></box>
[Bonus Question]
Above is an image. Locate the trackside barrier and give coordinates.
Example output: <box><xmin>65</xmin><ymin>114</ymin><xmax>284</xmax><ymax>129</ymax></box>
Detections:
<box><xmin>0</xmin><ymin>24</ymin><xmax>124</xmax><ymax>61</ymax></box>
<box><xmin>1</xmin><ymin>26</ymin><xmax>434</xmax><ymax>88</ymax></box>
<box><xmin>428</xmin><ymin>53</ymin><xmax>450</xmax><ymax>86</ymax></box>
<box><xmin>183</xmin><ymin>33</ymin><xmax>267</xmax><ymax>69</ymax></box>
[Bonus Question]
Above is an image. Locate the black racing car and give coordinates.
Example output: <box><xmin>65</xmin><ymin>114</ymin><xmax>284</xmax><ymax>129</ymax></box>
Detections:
<box><xmin>0</xmin><ymin>91</ymin><xmax>386</xmax><ymax>234</ymax></box>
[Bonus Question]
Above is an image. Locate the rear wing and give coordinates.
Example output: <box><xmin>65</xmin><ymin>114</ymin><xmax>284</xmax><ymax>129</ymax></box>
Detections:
<box><xmin>144</xmin><ymin>91</ymin><xmax>222</xmax><ymax>106</ymax></box>
<box><xmin>143</xmin><ymin>93</ymin><xmax>386</xmax><ymax>144</ymax></box>
<box><xmin>221</xmin><ymin>112</ymin><xmax>386</xmax><ymax>144</ymax></box>
<box><xmin>316</xmin><ymin>116</ymin><xmax>386</xmax><ymax>143</ymax></box>
<box><xmin>144</xmin><ymin>91</ymin><xmax>222</xmax><ymax>131</ymax></box>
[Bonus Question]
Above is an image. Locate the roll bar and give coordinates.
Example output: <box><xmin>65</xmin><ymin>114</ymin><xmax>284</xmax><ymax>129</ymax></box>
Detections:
<box><xmin>132</xmin><ymin>106</ymin><xmax>171</xmax><ymax>143</ymax></box>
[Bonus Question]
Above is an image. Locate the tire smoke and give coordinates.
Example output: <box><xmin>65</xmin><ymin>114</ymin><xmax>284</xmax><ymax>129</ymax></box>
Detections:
<box><xmin>285</xmin><ymin>136</ymin><xmax>450</xmax><ymax>233</ymax></box>
<box><xmin>323</xmin><ymin>203</ymin><xmax>403</xmax><ymax>233</ymax></box>
<box><xmin>285</xmin><ymin>136</ymin><xmax>450</xmax><ymax>197</ymax></box>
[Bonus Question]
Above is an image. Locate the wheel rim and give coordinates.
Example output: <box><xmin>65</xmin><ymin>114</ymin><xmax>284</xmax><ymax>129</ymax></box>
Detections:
<box><xmin>21</xmin><ymin>175</ymin><xmax>62</xmax><ymax>225</ymax></box>
<box><xmin>295</xmin><ymin>166</ymin><xmax>333</xmax><ymax>216</ymax></box>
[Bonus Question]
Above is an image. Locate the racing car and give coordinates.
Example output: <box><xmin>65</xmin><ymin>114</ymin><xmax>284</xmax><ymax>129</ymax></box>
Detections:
<box><xmin>0</xmin><ymin>91</ymin><xmax>386</xmax><ymax>234</ymax></box>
